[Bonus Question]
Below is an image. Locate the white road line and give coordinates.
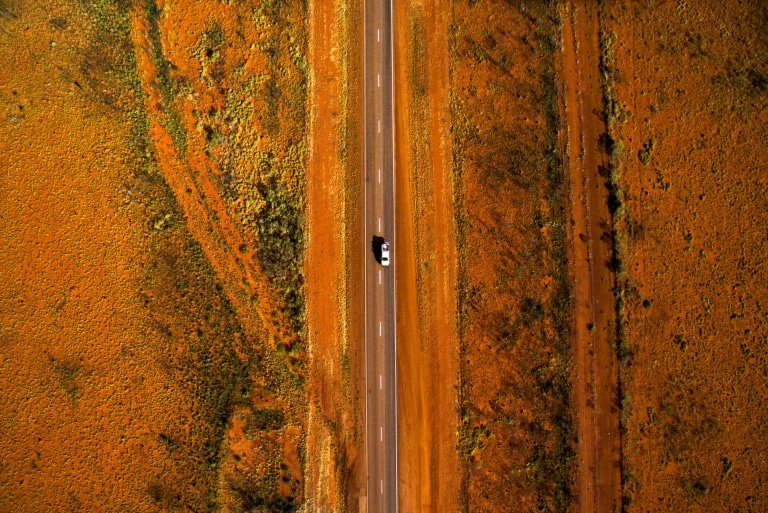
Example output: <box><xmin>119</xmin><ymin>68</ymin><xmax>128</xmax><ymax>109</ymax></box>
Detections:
<box><xmin>378</xmin><ymin>73</ymin><xmax>381</xmax><ymax>87</ymax></box>
<box><xmin>380</xmin><ymin>374</ymin><xmax>382</xmax><ymax>389</ymax></box>
<box><xmin>378</xmin><ymin>119</ymin><xmax>381</xmax><ymax>133</ymax></box>
<box><xmin>378</xmin><ymin>217</ymin><xmax>381</xmax><ymax>232</ymax></box>
<box><xmin>380</xmin><ymin>427</ymin><xmax>383</xmax><ymax>441</ymax></box>
<box><xmin>363</xmin><ymin>0</ymin><xmax>398</xmax><ymax>509</ymax></box>
<box><xmin>378</xmin><ymin>168</ymin><xmax>381</xmax><ymax>183</ymax></box>
<box><xmin>379</xmin><ymin>269</ymin><xmax>382</xmax><ymax>284</ymax></box>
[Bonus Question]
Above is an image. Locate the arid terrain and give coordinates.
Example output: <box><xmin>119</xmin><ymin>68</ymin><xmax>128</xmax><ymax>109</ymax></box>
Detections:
<box><xmin>1</xmin><ymin>0</ymin><xmax>766</xmax><ymax>512</ymax></box>
<box><xmin>601</xmin><ymin>1</ymin><xmax>768</xmax><ymax>510</ymax></box>
<box><xmin>448</xmin><ymin>2</ymin><xmax>575</xmax><ymax>510</ymax></box>
<box><xmin>0</xmin><ymin>0</ymin><xmax>317</xmax><ymax>510</ymax></box>
<box><xmin>393</xmin><ymin>0</ymin><xmax>767</xmax><ymax>512</ymax></box>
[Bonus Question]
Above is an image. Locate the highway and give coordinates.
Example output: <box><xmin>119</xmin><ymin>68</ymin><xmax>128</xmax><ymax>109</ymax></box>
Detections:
<box><xmin>363</xmin><ymin>0</ymin><xmax>397</xmax><ymax>509</ymax></box>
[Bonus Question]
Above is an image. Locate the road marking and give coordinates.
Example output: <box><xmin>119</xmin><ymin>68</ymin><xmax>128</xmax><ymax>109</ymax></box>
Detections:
<box><xmin>364</xmin><ymin>3</ymin><xmax>398</xmax><ymax>511</ymax></box>
<box><xmin>378</xmin><ymin>217</ymin><xmax>381</xmax><ymax>232</ymax></box>
<box><xmin>379</xmin><ymin>269</ymin><xmax>382</xmax><ymax>284</ymax></box>
<box><xmin>380</xmin><ymin>374</ymin><xmax>382</xmax><ymax>389</ymax></box>
<box><xmin>378</xmin><ymin>119</ymin><xmax>381</xmax><ymax>133</ymax></box>
<box><xmin>380</xmin><ymin>427</ymin><xmax>383</xmax><ymax>441</ymax></box>
<box><xmin>378</xmin><ymin>168</ymin><xmax>381</xmax><ymax>183</ymax></box>
<box><xmin>378</xmin><ymin>73</ymin><xmax>380</xmax><ymax>87</ymax></box>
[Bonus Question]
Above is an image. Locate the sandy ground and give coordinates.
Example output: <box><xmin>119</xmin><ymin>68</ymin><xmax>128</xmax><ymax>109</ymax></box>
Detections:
<box><xmin>0</xmin><ymin>0</ymin><xmax>311</xmax><ymax>510</ymax></box>
<box><xmin>129</xmin><ymin>2</ymin><xmax>311</xmax><ymax>508</ymax></box>
<box><xmin>447</xmin><ymin>2</ymin><xmax>576</xmax><ymax>511</ymax></box>
<box><xmin>392</xmin><ymin>0</ymin><xmax>461</xmax><ymax>510</ymax></box>
<box><xmin>599</xmin><ymin>1</ymin><xmax>768</xmax><ymax>510</ymax></box>
<box><xmin>306</xmin><ymin>0</ymin><xmax>364</xmax><ymax>509</ymax></box>
<box><xmin>559</xmin><ymin>2</ymin><xmax>621</xmax><ymax>511</ymax></box>
<box><xmin>0</xmin><ymin>1</ymin><xmax>250</xmax><ymax>509</ymax></box>
<box><xmin>4</xmin><ymin>1</ymin><xmax>766</xmax><ymax>511</ymax></box>
<box><xmin>364</xmin><ymin>1</ymin><xmax>768</xmax><ymax>510</ymax></box>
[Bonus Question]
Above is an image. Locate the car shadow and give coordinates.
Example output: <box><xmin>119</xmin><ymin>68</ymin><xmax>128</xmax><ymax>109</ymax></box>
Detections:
<box><xmin>371</xmin><ymin>235</ymin><xmax>385</xmax><ymax>264</ymax></box>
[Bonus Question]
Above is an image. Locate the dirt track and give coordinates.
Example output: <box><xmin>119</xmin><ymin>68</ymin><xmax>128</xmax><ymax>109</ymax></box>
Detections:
<box><xmin>306</xmin><ymin>0</ymin><xmax>363</xmax><ymax>508</ymax></box>
<box><xmin>392</xmin><ymin>0</ymin><xmax>461</xmax><ymax>510</ymax></box>
<box><xmin>4</xmin><ymin>1</ymin><xmax>767</xmax><ymax>511</ymax></box>
<box><xmin>560</xmin><ymin>2</ymin><xmax>621</xmax><ymax>511</ymax></box>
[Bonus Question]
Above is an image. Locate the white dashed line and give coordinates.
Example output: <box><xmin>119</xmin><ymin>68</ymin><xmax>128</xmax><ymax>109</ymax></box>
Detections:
<box><xmin>378</xmin><ymin>119</ymin><xmax>381</xmax><ymax>133</ymax></box>
<box><xmin>378</xmin><ymin>168</ymin><xmax>381</xmax><ymax>183</ymax></box>
<box><xmin>378</xmin><ymin>73</ymin><xmax>381</xmax><ymax>87</ymax></box>
<box><xmin>379</xmin><ymin>322</ymin><xmax>382</xmax><ymax>337</ymax></box>
<box><xmin>379</xmin><ymin>269</ymin><xmax>382</xmax><ymax>284</ymax></box>
<box><xmin>379</xmin><ymin>374</ymin><xmax>382</xmax><ymax>389</ymax></box>
<box><xmin>380</xmin><ymin>426</ymin><xmax>383</xmax><ymax>441</ymax></box>
<box><xmin>380</xmin><ymin>480</ymin><xmax>383</xmax><ymax>494</ymax></box>
<box><xmin>378</xmin><ymin>217</ymin><xmax>381</xmax><ymax>232</ymax></box>
<box><xmin>377</xmin><ymin>29</ymin><xmax>380</xmax><ymax>42</ymax></box>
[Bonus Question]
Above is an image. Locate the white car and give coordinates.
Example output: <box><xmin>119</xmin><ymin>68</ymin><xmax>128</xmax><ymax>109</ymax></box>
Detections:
<box><xmin>381</xmin><ymin>241</ymin><xmax>390</xmax><ymax>267</ymax></box>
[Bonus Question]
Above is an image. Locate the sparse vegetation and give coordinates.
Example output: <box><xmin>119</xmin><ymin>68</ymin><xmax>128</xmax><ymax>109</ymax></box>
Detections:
<box><xmin>450</xmin><ymin>2</ymin><xmax>574</xmax><ymax>510</ymax></box>
<box><xmin>4</xmin><ymin>0</ymin><xmax>766</xmax><ymax>511</ymax></box>
<box><xmin>192</xmin><ymin>0</ymin><xmax>310</xmax><ymax>343</ymax></box>
<box><xmin>146</xmin><ymin>0</ymin><xmax>188</xmax><ymax>156</ymax></box>
<box><xmin>638</xmin><ymin>139</ymin><xmax>655</xmax><ymax>165</ymax></box>
<box><xmin>51</xmin><ymin>358</ymin><xmax>83</xmax><ymax>400</ymax></box>
<box><xmin>0</xmin><ymin>0</ymin><xmax>310</xmax><ymax>510</ymax></box>
<box><xmin>598</xmin><ymin>1</ymin><xmax>768</xmax><ymax>510</ymax></box>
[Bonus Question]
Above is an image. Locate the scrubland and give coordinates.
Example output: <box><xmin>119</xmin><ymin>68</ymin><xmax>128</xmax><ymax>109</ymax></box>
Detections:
<box><xmin>601</xmin><ymin>1</ymin><xmax>768</xmax><ymax>510</ymax></box>
<box><xmin>398</xmin><ymin>1</ymin><xmax>768</xmax><ymax>512</ymax></box>
<box><xmin>448</xmin><ymin>2</ymin><xmax>575</xmax><ymax>510</ymax></box>
<box><xmin>400</xmin><ymin>0</ymin><xmax>575</xmax><ymax>510</ymax></box>
<box><xmin>0</xmin><ymin>0</ymin><xmax>314</xmax><ymax>510</ymax></box>
<box><xmin>2</xmin><ymin>0</ymin><xmax>767</xmax><ymax>511</ymax></box>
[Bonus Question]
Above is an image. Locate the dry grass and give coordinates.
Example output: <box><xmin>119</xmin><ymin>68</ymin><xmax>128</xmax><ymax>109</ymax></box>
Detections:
<box><xmin>0</xmin><ymin>0</ymin><xmax>311</xmax><ymax>510</ymax></box>
<box><xmin>448</xmin><ymin>2</ymin><xmax>575</xmax><ymax>511</ymax></box>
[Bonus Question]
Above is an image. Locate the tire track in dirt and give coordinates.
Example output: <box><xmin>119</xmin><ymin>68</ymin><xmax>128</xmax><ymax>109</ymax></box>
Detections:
<box><xmin>306</xmin><ymin>0</ymin><xmax>361</xmax><ymax>508</ymax></box>
<box><xmin>393</xmin><ymin>0</ymin><xmax>460</xmax><ymax>510</ymax></box>
<box><xmin>560</xmin><ymin>2</ymin><xmax>621</xmax><ymax>512</ymax></box>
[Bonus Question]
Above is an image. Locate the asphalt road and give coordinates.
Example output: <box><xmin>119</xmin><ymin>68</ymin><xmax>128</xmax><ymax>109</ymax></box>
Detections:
<box><xmin>363</xmin><ymin>0</ymin><xmax>397</xmax><ymax>509</ymax></box>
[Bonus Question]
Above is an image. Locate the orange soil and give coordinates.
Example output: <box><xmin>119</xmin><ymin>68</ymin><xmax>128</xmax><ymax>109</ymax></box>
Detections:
<box><xmin>448</xmin><ymin>2</ymin><xmax>575</xmax><ymax>511</ymax></box>
<box><xmin>128</xmin><ymin>1</ymin><xmax>312</xmax><ymax>507</ymax></box>
<box><xmin>393</xmin><ymin>0</ymin><xmax>461</xmax><ymax>510</ymax></box>
<box><xmin>560</xmin><ymin>2</ymin><xmax>621</xmax><ymax>511</ymax></box>
<box><xmin>306</xmin><ymin>0</ymin><xmax>364</xmax><ymax>509</ymax></box>
<box><xmin>1</xmin><ymin>0</ymin><xmax>310</xmax><ymax>510</ymax></box>
<box><xmin>600</xmin><ymin>1</ymin><xmax>768</xmax><ymax>510</ymax></box>
<box><xmin>0</xmin><ymin>1</ymin><xmax>251</xmax><ymax>510</ymax></box>
<box><xmin>130</xmin><ymin>0</ymin><xmax>283</xmax><ymax>350</ymax></box>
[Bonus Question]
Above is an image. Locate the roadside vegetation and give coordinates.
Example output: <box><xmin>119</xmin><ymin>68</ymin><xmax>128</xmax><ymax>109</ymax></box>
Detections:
<box><xmin>136</xmin><ymin>0</ymin><xmax>312</xmax><ymax>509</ymax></box>
<box><xmin>597</xmin><ymin>1</ymin><xmax>768</xmax><ymax>510</ymax></box>
<box><xmin>449</xmin><ymin>2</ymin><xmax>575</xmax><ymax>510</ymax></box>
